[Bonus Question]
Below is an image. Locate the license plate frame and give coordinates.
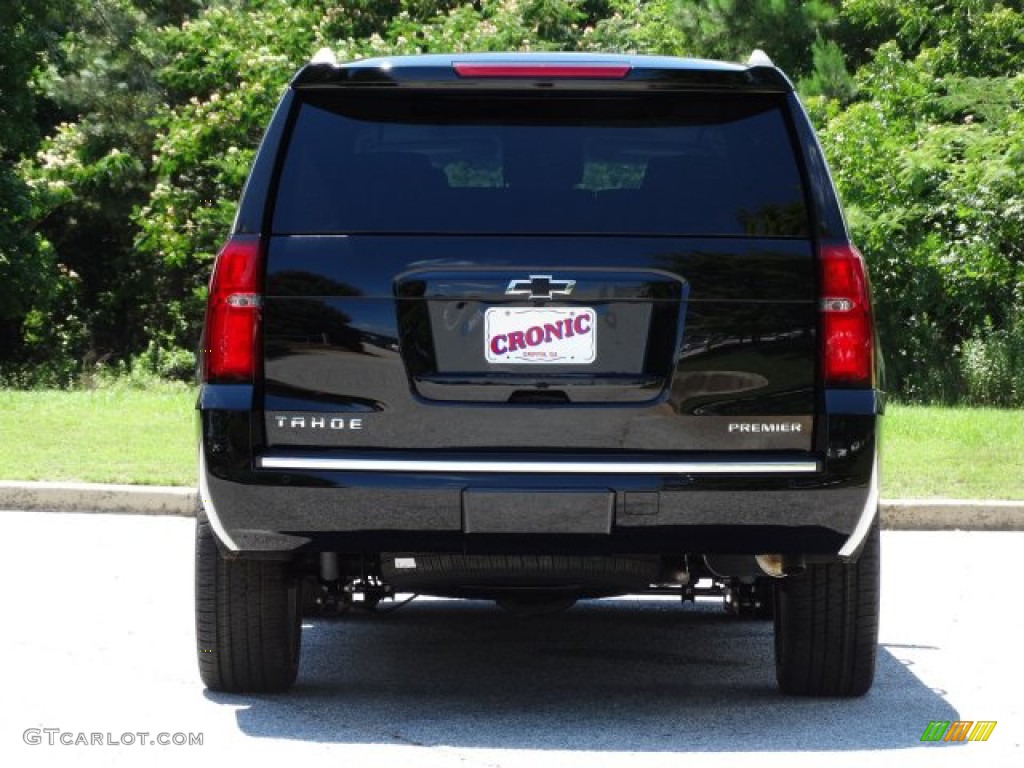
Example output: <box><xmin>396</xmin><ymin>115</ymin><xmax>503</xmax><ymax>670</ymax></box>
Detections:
<box><xmin>484</xmin><ymin>307</ymin><xmax>597</xmax><ymax>365</ymax></box>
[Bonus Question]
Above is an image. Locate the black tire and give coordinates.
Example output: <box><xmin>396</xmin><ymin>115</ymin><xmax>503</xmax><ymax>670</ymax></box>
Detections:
<box><xmin>195</xmin><ymin>509</ymin><xmax>302</xmax><ymax>693</ymax></box>
<box><xmin>773</xmin><ymin>514</ymin><xmax>880</xmax><ymax>697</ymax></box>
<box><xmin>300</xmin><ymin>575</ymin><xmax>320</xmax><ymax>616</ymax></box>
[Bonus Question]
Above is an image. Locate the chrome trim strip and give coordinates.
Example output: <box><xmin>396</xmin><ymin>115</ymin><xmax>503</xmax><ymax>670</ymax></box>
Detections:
<box><xmin>256</xmin><ymin>456</ymin><xmax>819</xmax><ymax>474</ymax></box>
<box><xmin>198</xmin><ymin>448</ymin><xmax>239</xmax><ymax>551</ymax></box>
<box><xmin>838</xmin><ymin>455</ymin><xmax>879</xmax><ymax>558</ymax></box>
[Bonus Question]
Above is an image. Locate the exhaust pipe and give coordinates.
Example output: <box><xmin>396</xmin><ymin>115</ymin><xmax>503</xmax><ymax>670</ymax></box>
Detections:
<box><xmin>319</xmin><ymin>552</ymin><xmax>340</xmax><ymax>582</ymax></box>
<box><xmin>705</xmin><ymin>553</ymin><xmax>801</xmax><ymax>579</ymax></box>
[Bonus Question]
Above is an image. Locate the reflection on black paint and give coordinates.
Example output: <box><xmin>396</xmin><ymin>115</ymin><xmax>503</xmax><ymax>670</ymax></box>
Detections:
<box><xmin>265</xmin><ymin>299</ymin><xmax>363</xmax><ymax>355</ymax></box>
<box><xmin>267</xmin><ymin>270</ymin><xmax>363</xmax><ymax>298</ymax></box>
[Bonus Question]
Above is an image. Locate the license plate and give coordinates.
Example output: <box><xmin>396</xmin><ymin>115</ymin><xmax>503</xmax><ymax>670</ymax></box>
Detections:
<box><xmin>484</xmin><ymin>307</ymin><xmax>596</xmax><ymax>364</ymax></box>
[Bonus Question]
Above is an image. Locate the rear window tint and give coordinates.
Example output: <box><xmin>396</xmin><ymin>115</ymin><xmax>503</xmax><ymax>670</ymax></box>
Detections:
<box><xmin>272</xmin><ymin>92</ymin><xmax>808</xmax><ymax>237</ymax></box>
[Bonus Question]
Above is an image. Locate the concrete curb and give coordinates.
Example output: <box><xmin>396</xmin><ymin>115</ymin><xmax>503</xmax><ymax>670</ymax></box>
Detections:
<box><xmin>881</xmin><ymin>499</ymin><xmax>1024</xmax><ymax>531</ymax></box>
<box><xmin>0</xmin><ymin>481</ymin><xmax>197</xmax><ymax>517</ymax></box>
<box><xmin>1</xmin><ymin>481</ymin><xmax>1022</xmax><ymax>530</ymax></box>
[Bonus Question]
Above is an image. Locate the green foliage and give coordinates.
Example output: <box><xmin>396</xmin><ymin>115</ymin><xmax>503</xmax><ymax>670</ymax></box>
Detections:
<box><xmin>0</xmin><ymin>1</ymin><xmax>64</xmax><ymax>365</ymax></box>
<box><xmin>813</xmin><ymin>34</ymin><xmax>1024</xmax><ymax>402</ymax></box>
<box><xmin>132</xmin><ymin>0</ymin><xmax>596</xmax><ymax>357</ymax></box>
<box><xmin>672</xmin><ymin>0</ymin><xmax>840</xmax><ymax>76</ymax></box>
<box><xmin>800</xmin><ymin>37</ymin><xmax>857</xmax><ymax>103</ymax></box>
<box><xmin>960</xmin><ymin>312</ymin><xmax>1024</xmax><ymax>406</ymax></box>
<box><xmin>2</xmin><ymin>0</ymin><xmax>1024</xmax><ymax>407</ymax></box>
<box><xmin>11</xmin><ymin>0</ymin><xmax>201</xmax><ymax>382</ymax></box>
<box><xmin>580</xmin><ymin>1</ymin><xmax>690</xmax><ymax>54</ymax></box>
<box><xmin>366</xmin><ymin>1</ymin><xmax>544</xmax><ymax>55</ymax></box>
<box><xmin>841</xmin><ymin>0</ymin><xmax>1024</xmax><ymax>75</ymax></box>
<box><xmin>135</xmin><ymin>1</ymin><xmax>327</xmax><ymax>355</ymax></box>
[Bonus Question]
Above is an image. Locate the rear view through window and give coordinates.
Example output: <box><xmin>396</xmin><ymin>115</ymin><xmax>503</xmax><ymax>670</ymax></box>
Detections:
<box><xmin>273</xmin><ymin>93</ymin><xmax>808</xmax><ymax>237</ymax></box>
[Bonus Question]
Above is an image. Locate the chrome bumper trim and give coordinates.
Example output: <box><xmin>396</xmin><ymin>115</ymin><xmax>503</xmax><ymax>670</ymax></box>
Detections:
<box><xmin>256</xmin><ymin>456</ymin><xmax>820</xmax><ymax>475</ymax></box>
<box><xmin>199</xmin><ymin>448</ymin><xmax>239</xmax><ymax>551</ymax></box>
<box><xmin>838</xmin><ymin>456</ymin><xmax>879</xmax><ymax>558</ymax></box>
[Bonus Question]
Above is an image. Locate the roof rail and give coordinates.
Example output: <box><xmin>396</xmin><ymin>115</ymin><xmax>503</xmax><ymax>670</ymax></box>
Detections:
<box><xmin>747</xmin><ymin>49</ymin><xmax>774</xmax><ymax>67</ymax></box>
<box><xmin>310</xmin><ymin>47</ymin><xmax>337</xmax><ymax>66</ymax></box>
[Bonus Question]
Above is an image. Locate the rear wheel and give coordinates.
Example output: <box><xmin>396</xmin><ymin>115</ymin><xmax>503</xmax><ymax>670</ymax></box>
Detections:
<box><xmin>773</xmin><ymin>514</ymin><xmax>880</xmax><ymax>696</ymax></box>
<box><xmin>195</xmin><ymin>509</ymin><xmax>302</xmax><ymax>693</ymax></box>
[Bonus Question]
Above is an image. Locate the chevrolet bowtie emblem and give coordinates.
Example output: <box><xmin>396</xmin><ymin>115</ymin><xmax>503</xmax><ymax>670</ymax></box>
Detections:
<box><xmin>505</xmin><ymin>274</ymin><xmax>576</xmax><ymax>299</ymax></box>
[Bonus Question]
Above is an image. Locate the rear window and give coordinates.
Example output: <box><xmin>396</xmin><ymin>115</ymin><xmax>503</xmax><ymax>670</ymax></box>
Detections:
<box><xmin>272</xmin><ymin>91</ymin><xmax>808</xmax><ymax>237</ymax></box>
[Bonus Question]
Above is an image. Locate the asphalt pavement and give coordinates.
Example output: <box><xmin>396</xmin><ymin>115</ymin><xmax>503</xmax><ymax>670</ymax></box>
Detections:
<box><xmin>1</xmin><ymin>511</ymin><xmax>1021</xmax><ymax>767</ymax></box>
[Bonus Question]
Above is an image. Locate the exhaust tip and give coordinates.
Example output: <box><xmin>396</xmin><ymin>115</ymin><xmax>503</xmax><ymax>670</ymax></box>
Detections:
<box><xmin>755</xmin><ymin>554</ymin><xmax>785</xmax><ymax>578</ymax></box>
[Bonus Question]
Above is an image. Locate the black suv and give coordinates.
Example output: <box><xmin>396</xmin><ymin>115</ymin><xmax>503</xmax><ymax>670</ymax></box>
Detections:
<box><xmin>196</xmin><ymin>51</ymin><xmax>882</xmax><ymax>696</ymax></box>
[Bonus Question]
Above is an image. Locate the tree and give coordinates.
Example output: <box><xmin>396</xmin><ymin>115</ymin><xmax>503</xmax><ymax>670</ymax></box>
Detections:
<box><xmin>671</xmin><ymin>0</ymin><xmax>840</xmax><ymax>76</ymax></box>
<box><xmin>0</xmin><ymin>1</ymin><xmax>72</xmax><ymax>377</ymax></box>
<box><xmin>18</xmin><ymin>1</ymin><xmax>200</xmax><ymax>378</ymax></box>
<box><xmin>839</xmin><ymin>0</ymin><xmax>1024</xmax><ymax>76</ymax></box>
<box><xmin>133</xmin><ymin>0</ymin><xmax>592</xmax><ymax>359</ymax></box>
<box><xmin>5</xmin><ymin>0</ymin><xmax>1023</xmax><ymax>404</ymax></box>
<box><xmin>813</xmin><ymin>36</ymin><xmax>1024</xmax><ymax>402</ymax></box>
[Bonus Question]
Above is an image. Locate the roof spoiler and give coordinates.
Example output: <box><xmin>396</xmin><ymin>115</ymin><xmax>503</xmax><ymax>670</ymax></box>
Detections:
<box><xmin>293</xmin><ymin>50</ymin><xmax>792</xmax><ymax>93</ymax></box>
<box><xmin>747</xmin><ymin>49</ymin><xmax>774</xmax><ymax>68</ymax></box>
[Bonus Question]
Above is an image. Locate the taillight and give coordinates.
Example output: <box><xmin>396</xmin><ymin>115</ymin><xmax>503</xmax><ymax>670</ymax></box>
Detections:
<box><xmin>819</xmin><ymin>244</ymin><xmax>874</xmax><ymax>387</ymax></box>
<box><xmin>203</xmin><ymin>236</ymin><xmax>262</xmax><ymax>382</ymax></box>
<box><xmin>453</xmin><ymin>62</ymin><xmax>630</xmax><ymax>79</ymax></box>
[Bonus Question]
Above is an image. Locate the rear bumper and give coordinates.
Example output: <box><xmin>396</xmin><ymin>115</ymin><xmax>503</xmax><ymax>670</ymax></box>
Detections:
<box><xmin>199</xmin><ymin>451</ymin><xmax>879</xmax><ymax>561</ymax></box>
<box><xmin>198</xmin><ymin>386</ymin><xmax>880</xmax><ymax>559</ymax></box>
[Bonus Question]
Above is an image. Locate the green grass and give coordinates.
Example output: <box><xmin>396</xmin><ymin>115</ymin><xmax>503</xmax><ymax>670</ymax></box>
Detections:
<box><xmin>882</xmin><ymin>404</ymin><xmax>1024</xmax><ymax>500</ymax></box>
<box><xmin>0</xmin><ymin>385</ymin><xmax>196</xmax><ymax>486</ymax></box>
<box><xmin>0</xmin><ymin>388</ymin><xmax>1021</xmax><ymax>498</ymax></box>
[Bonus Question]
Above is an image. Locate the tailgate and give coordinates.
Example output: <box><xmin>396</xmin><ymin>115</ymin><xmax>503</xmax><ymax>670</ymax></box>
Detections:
<box><xmin>262</xmin><ymin>235</ymin><xmax>815</xmax><ymax>452</ymax></box>
<box><xmin>258</xmin><ymin>85</ymin><xmax>817</xmax><ymax>454</ymax></box>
